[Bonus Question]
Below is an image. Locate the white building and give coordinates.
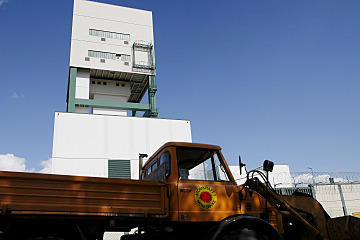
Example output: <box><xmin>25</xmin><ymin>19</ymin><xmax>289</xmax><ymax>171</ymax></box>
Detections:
<box><xmin>229</xmin><ymin>164</ymin><xmax>293</xmax><ymax>188</ymax></box>
<box><xmin>51</xmin><ymin>0</ymin><xmax>192</xmax><ymax>179</ymax></box>
<box><xmin>68</xmin><ymin>0</ymin><xmax>157</xmax><ymax>117</ymax></box>
<box><xmin>52</xmin><ymin>112</ymin><xmax>192</xmax><ymax>178</ymax></box>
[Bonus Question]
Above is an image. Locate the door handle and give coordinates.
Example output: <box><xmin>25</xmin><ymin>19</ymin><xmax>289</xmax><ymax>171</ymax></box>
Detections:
<box><xmin>180</xmin><ymin>188</ymin><xmax>192</xmax><ymax>192</ymax></box>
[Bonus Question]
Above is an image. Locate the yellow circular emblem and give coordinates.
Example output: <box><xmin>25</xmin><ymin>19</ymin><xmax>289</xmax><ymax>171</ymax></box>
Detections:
<box><xmin>195</xmin><ymin>186</ymin><xmax>217</xmax><ymax>210</ymax></box>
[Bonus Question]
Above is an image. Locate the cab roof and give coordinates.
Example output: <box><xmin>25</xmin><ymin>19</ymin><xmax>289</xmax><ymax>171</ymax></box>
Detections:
<box><xmin>144</xmin><ymin>142</ymin><xmax>222</xmax><ymax>167</ymax></box>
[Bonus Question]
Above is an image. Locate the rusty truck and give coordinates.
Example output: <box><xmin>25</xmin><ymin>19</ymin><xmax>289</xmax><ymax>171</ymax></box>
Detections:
<box><xmin>0</xmin><ymin>142</ymin><xmax>359</xmax><ymax>240</ymax></box>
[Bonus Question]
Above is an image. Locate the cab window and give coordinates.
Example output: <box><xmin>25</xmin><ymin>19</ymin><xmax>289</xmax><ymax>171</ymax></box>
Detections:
<box><xmin>177</xmin><ymin>147</ymin><xmax>230</xmax><ymax>182</ymax></box>
<box><xmin>144</xmin><ymin>152</ymin><xmax>171</xmax><ymax>181</ymax></box>
<box><xmin>160</xmin><ymin>151</ymin><xmax>171</xmax><ymax>178</ymax></box>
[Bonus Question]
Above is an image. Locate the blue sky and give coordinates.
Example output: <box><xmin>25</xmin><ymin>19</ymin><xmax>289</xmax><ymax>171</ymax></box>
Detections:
<box><xmin>0</xmin><ymin>0</ymin><xmax>359</xmax><ymax>173</ymax></box>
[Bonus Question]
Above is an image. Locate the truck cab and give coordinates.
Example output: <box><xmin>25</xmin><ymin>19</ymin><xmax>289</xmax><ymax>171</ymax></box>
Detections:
<box><xmin>140</xmin><ymin>142</ymin><xmax>282</xmax><ymax>239</ymax></box>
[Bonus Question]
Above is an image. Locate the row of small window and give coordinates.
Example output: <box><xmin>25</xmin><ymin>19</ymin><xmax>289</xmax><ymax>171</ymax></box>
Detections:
<box><xmin>88</xmin><ymin>50</ymin><xmax>130</xmax><ymax>61</ymax></box>
<box><xmin>89</xmin><ymin>29</ymin><xmax>130</xmax><ymax>41</ymax></box>
<box><xmin>91</xmin><ymin>81</ymin><xmax>125</xmax><ymax>87</ymax></box>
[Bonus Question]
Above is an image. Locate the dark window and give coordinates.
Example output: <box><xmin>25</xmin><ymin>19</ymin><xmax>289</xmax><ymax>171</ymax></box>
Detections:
<box><xmin>144</xmin><ymin>152</ymin><xmax>171</xmax><ymax>181</ymax></box>
<box><xmin>160</xmin><ymin>151</ymin><xmax>171</xmax><ymax>178</ymax></box>
<box><xmin>151</xmin><ymin>160</ymin><xmax>159</xmax><ymax>172</ymax></box>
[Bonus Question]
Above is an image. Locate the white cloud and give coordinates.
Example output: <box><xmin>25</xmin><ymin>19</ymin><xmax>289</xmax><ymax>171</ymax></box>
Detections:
<box><xmin>0</xmin><ymin>153</ymin><xmax>53</xmax><ymax>174</ymax></box>
<box><xmin>11</xmin><ymin>92</ymin><xmax>25</xmax><ymax>99</ymax></box>
<box><xmin>39</xmin><ymin>158</ymin><xmax>52</xmax><ymax>174</ymax></box>
<box><xmin>0</xmin><ymin>153</ymin><xmax>27</xmax><ymax>172</ymax></box>
<box><xmin>0</xmin><ymin>0</ymin><xmax>8</xmax><ymax>7</ymax></box>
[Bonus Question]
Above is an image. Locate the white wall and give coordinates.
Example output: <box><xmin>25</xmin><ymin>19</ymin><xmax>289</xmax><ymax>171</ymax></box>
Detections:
<box><xmin>70</xmin><ymin>0</ymin><xmax>154</xmax><ymax>74</ymax></box>
<box><xmin>228</xmin><ymin>166</ymin><xmax>247</xmax><ymax>185</ymax></box>
<box><xmin>52</xmin><ymin>112</ymin><xmax>192</xmax><ymax>178</ymax></box>
<box><xmin>75</xmin><ymin>68</ymin><xmax>90</xmax><ymax>99</ymax></box>
<box><xmin>90</xmin><ymin>79</ymin><xmax>131</xmax><ymax>98</ymax></box>
<box><xmin>314</xmin><ymin>183</ymin><xmax>360</xmax><ymax>218</ymax></box>
<box><xmin>229</xmin><ymin>164</ymin><xmax>293</xmax><ymax>187</ymax></box>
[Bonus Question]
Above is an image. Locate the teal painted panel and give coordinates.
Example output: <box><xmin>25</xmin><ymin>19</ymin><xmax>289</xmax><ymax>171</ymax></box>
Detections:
<box><xmin>108</xmin><ymin>160</ymin><xmax>131</xmax><ymax>179</ymax></box>
<box><xmin>67</xmin><ymin>67</ymin><xmax>77</xmax><ymax>113</ymax></box>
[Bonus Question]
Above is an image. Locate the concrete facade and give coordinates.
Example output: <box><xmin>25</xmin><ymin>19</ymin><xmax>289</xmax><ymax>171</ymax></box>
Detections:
<box><xmin>52</xmin><ymin>112</ymin><xmax>192</xmax><ymax>179</ymax></box>
<box><xmin>70</xmin><ymin>0</ymin><xmax>154</xmax><ymax>73</ymax></box>
<box><xmin>313</xmin><ymin>183</ymin><xmax>360</xmax><ymax>218</ymax></box>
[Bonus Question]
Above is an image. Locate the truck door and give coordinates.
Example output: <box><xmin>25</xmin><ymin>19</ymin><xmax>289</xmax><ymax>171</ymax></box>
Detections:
<box><xmin>176</xmin><ymin>147</ymin><xmax>239</xmax><ymax>222</ymax></box>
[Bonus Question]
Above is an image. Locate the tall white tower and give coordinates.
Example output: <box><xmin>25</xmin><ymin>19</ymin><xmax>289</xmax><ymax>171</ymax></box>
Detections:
<box><xmin>52</xmin><ymin>0</ymin><xmax>192</xmax><ymax>179</ymax></box>
<box><xmin>67</xmin><ymin>0</ymin><xmax>157</xmax><ymax>117</ymax></box>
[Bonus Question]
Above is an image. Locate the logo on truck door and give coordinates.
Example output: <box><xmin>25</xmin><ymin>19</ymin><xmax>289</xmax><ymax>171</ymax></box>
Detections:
<box><xmin>195</xmin><ymin>186</ymin><xmax>217</xmax><ymax>210</ymax></box>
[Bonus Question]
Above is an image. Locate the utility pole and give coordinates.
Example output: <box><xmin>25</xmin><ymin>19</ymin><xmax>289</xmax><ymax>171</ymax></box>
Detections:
<box><xmin>308</xmin><ymin>167</ymin><xmax>315</xmax><ymax>184</ymax></box>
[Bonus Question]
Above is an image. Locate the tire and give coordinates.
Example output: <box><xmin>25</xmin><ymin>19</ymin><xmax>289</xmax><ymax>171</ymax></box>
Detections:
<box><xmin>221</xmin><ymin>228</ymin><xmax>268</xmax><ymax>240</ymax></box>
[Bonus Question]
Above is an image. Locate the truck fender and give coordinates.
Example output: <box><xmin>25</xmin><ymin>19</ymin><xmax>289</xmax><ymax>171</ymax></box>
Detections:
<box><xmin>207</xmin><ymin>215</ymin><xmax>283</xmax><ymax>240</ymax></box>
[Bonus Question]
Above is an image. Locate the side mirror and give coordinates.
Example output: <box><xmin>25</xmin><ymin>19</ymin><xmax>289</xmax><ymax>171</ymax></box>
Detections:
<box><xmin>263</xmin><ymin>160</ymin><xmax>274</xmax><ymax>172</ymax></box>
<box><xmin>239</xmin><ymin>155</ymin><xmax>246</xmax><ymax>175</ymax></box>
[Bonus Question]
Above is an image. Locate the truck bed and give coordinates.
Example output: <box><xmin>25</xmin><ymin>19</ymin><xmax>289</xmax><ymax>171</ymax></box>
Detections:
<box><xmin>0</xmin><ymin>171</ymin><xmax>168</xmax><ymax>218</ymax></box>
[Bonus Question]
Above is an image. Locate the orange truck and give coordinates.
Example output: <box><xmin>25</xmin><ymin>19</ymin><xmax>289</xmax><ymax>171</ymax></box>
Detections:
<box><xmin>0</xmin><ymin>142</ymin><xmax>359</xmax><ymax>240</ymax></box>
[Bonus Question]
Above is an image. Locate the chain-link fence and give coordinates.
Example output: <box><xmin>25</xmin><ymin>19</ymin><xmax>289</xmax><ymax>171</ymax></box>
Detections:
<box><xmin>232</xmin><ymin>170</ymin><xmax>360</xmax><ymax>218</ymax></box>
<box><xmin>269</xmin><ymin>172</ymin><xmax>360</xmax><ymax>218</ymax></box>
<box><xmin>312</xmin><ymin>183</ymin><xmax>360</xmax><ymax>217</ymax></box>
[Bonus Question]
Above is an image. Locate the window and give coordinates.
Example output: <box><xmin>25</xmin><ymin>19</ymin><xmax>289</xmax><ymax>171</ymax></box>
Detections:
<box><xmin>88</xmin><ymin>50</ymin><xmax>130</xmax><ymax>62</ymax></box>
<box><xmin>177</xmin><ymin>148</ymin><xmax>230</xmax><ymax>182</ymax></box>
<box><xmin>89</xmin><ymin>29</ymin><xmax>130</xmax><ymax>41</ymax></box>
<box><xmin>151</xmin><ymin>160</ymin><xmax>159</xmax><ymax>172</ymax></box>
<box><xmin>160</xmin><ymin>151</ymin><xmax>171</xmax><ymax>178</ymax></box>
<box><xmin>144</xmin><ymin>152</ymin><xmax>171</xmax><ymax>181</ymax></box>
<box><xmin>116</xmin><ymin>54</ymin><xmax>131</xmax><ymax>62</ymax></box>
<box><xmin>88</xmin><ymin>50</ymin><xmax>116</xmax><ymax>60</ymax></box>
<box><xmin>213</xmin><ymin>153</ymin><xmax>229</xmax><ymax>181</ymax></box>
<box><xmin>121</xmin><ymin>55</ymin><xmax>130</xmax><ymax>61</ymax></box>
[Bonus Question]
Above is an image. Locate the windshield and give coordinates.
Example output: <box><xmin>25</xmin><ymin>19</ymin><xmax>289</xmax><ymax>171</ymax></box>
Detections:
<box><xmin>177</xmin><ymin>147</ymin><xmax>230</xmax><ymax>181</ymax></box>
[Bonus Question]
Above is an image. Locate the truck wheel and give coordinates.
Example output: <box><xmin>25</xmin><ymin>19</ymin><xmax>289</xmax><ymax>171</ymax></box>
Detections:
<box><xmin>221</xmin><ymin>228</ymin><xmax>267</xmax><ymax>240</ymax></box>
<box><xmin>208</xmin><ymin>216</ymin><xmax>282</xmax><ymax>240</ymax></box>
<box><xmin>29</xmin><ymin>238</ymin><xmax>65</xmax><ymax>240</ymax></box>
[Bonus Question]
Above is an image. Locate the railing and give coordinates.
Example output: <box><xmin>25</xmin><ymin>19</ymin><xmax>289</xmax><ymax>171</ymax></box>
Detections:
<box><xmin>133</xmin><ymin>40</ymin><xmax>152</xmax><ymax>48</ymax></box>
<box><xmin>133</xmin><ymin>61</ymin><xmax>155</xmax><ymax>70</ymax></box>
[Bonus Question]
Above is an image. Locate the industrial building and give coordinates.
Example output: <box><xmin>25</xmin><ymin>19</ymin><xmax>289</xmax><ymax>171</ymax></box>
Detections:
<box><xmin>51</xmin><ymin>0</ymin><xmax>192</xmax><ymax>179</ymax></box>
<box><xmin>67</xmin><ymin>0</ymin><xmax>157</xmax><ymax>117</ymax></box>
